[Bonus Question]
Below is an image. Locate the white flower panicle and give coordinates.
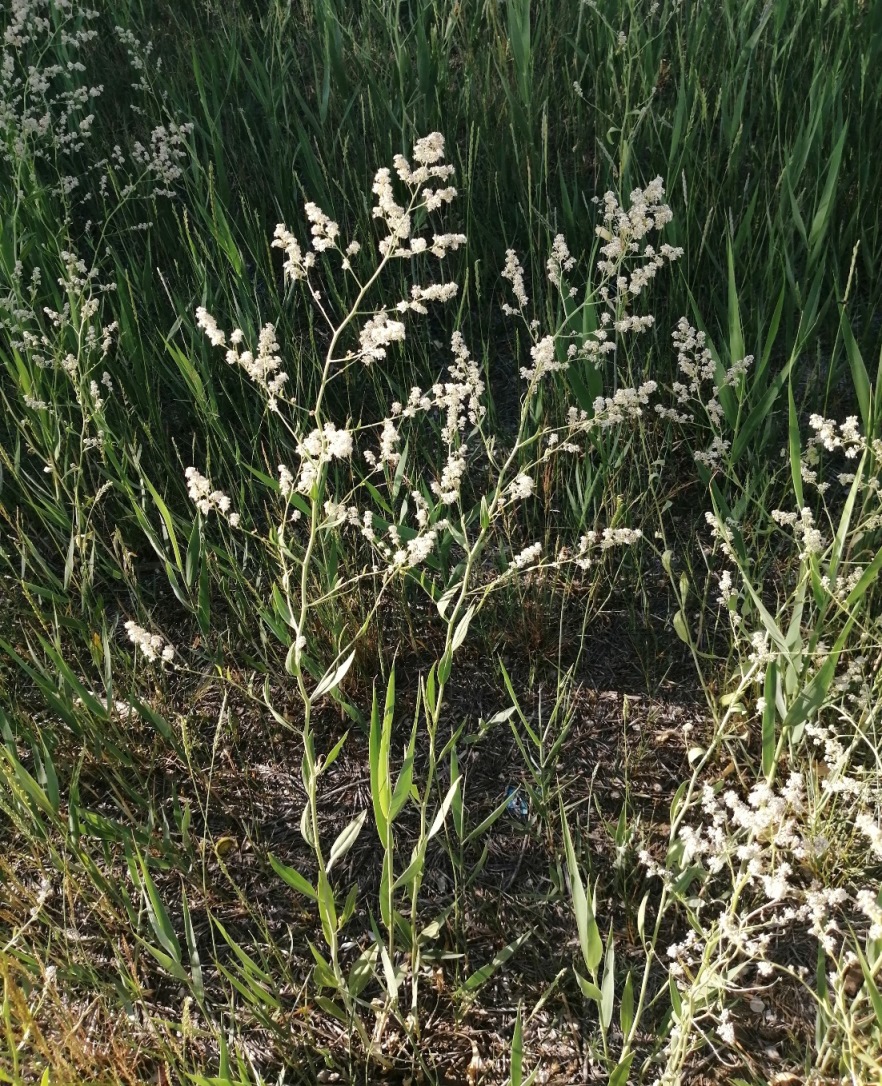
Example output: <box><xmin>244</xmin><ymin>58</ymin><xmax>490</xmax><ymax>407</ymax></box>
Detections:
<box><xmin>304</xmin><ymin>201</ymin><xmax>340</xmax><ymax>251</ymax></box>
<box><xmin>358</xmin><ymin>310</ymin><xmax>406</xmax><ymax>363</ymax></box>
<box><xmin>185</xmin><ymin>467</ymin><xmax>239</xmax><ymax>526</ymax></box>
<box><xmin>568</xmin><ymin>526</ymin><xmax>643</xmax><ymax>570</ymax></box>
<box><xmin>547</xmin><ymin>233</ymin><xmax>576</xmax><ymax>288</ymax></box>
<box><xmin>501</xmin><ymin>249</ymin><xmax>529</xmax><ymax>313</ymax></box>
<box><xmin>295</xmin><ymin>422</ymin><xmax>354</xmax><ymax>494</ymax></box>
<box><xmin>130</xmin><ymin>121</ymin><xmax>194</xmax><ymax>196</ymax></box>
<box><xmin>656</xmin><ymin>318</ymin><xmax>753</xmax><ymax>468</ymax></box>
<box><xmin>502</xmin><ymin>179</ymin><xmax>680</xmax><ymax>381</ymax></box>
<box><xmin>592</xmin><ymin>381</ymin><xmax>657</xmax><ymax>428</ymax></box>
<box><xmin>372</xmin><ymin>133</ymin><xmax>459</xmax><ymax>257</ymax></box>
<box><xmin>520</xmin><ymin>335</ymin><xmax>569</xmax><ymax>382</ymax></box>
<box><xmin>512</xmin><ymin>542</ymin><xmax>542</xmax><ymax>569</ymax></box>
<box><xmin>600</xmin><ymin>527</ymin><xmax>643</xmax><ymax>549</ymax></box>
<box><xmin>397</xmin><ymin>282</ymin><xmax>459</xmax><ymax>314</ymax></box>
<box><xmin>431</xmin><ymin>445</ymin><xmax>468</xmax><ymax>505</ymax></box>
<box><xmin>196</xmin><ymin>309</ymin><xmax>289</xmax><ymax>409</ymax></box>
<box><xmin>2</xmin><ymin>8</ymin><xmax>191</xmax><ymax>206</ymax></box>
<box><xmin>771</xmin><ymin>506</ymin><xmax>826</xmax><ymax>560</ymax></box>
<box><xmin>124</xmin><ymin>621</ymin><xmax>174</xmax><ymax>663</ymax></box>
<box><xmin>591</xmin><ymin>178</ymin><xmax>683</xmax><ymax>309</ymax></box>
<box><xmin>278</xmin><ymin>464</ymin><xmax>295</xmax><ymax>497</ymax></box>
<box><xmin>272</xmin><ymin>223</ymin><xmax>311</xmax><ymax>281</ymax></box>
<box><xmin>508</xmin><ymin>474</ymin><xmax>535</xmax><ymax>502</ymax></box>
<box><xmin>428</xmin><ymin>232</ymin><xmax>467</xmax><ymax>259</ymax></box>
<box><xmin>798</xmin><ymin>413</ymin><xmax>882</xmax><ymax>509</ymax></box>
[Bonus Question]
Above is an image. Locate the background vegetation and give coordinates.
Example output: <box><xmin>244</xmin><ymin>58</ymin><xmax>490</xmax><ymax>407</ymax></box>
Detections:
<box><xmin>2</xmin><ymin>1</ymin><xmax>881</xmax><ymax>1083</ymax></box>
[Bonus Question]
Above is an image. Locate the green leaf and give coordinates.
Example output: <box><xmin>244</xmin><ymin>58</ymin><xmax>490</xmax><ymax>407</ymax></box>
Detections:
<box><xmin>574</xmin><ymin>969</ymin><xmax>601</xmax><ymax>1002</ymax></box>
<box><xmin>450</xmin><ymin>604</ymin><xmax>476</xmax><ymax>653</ymax></box>
<box><xmin>369</xmin><ymin>671</ymin><xmax>395</xmax><ymax>841</ymax></box>
<box><xmin>787</xmin><ymin>381</ymin><xmax>805</xmax><ymax>509</ymax></box>
<box><xmin>672</xmin><ymin>610</ymin><xmax>690</xmax><ymax>644</ymax></box>
<box><xmin>853</xmin><ymin>940</ymin><xmax>882</xmax><ymax>1028</ymax></box>
<box><xmin>458</xmin><ymin>930</ymin><xmax>531</xmax><ymax>994</ymax></box>
<box><xmin>600</xmin><ymin>931</ymin><xmax>615</xmax><ymax>1029</ymax></box>
<box><xmin>322</xmin><ymin>730</ymin><xmax>349</xmax><ymax>774</ymax></box>
<box><xmin>311</xmin><ymin>649</ymin><xmax>356</xmax><ymax>702</ymax></box>
<box><xmin>428</xmin><ymin>777</ymin><xmax>460</xmax><ymax>840</ymax></box>
<box><xmin>181</xmin><ymin>888</ymin><xmax>204</xmax><ymax>1001</ymax></box>
<box><xmin>347</xmin><ymin>943</ymin><xmax>379</xmax><ymax>997</ymax></box>
<box><xmin>451</xmin><ymin>748</ymin><xmax>465</xmax><ymax>840</ymax></box>
<box><xmin>390</xmin><ymin>716</ymin><xmax>418</xmax><ymax>821</ymax></box>
<box><xmin>138</xmin><ymin>857</ymin><xmax>181</xmax><ymax>965</ymax></box>
<box><xmin>142</xmin><ymin>474</ymin><xmax>184</xmax><ymax>572</ymax></box>
<box><xmin>327</xmin><ymin>810</ymin><xmax>367</xmax><ymax>873</ymax></box>
<box><xmin>510</xmin><ymin>1003</ymin><xmax>525</xmax><ymax>1086</ymax></box>
<box><xmin>561</xmin><ymin>803</ymin><xmax>602</xmax><ymax>975</ymax></box>
<box><xmin>185</xmin><ymin>517</ymin><xmax>201</xmax><ymax>589</ymax></box>
<box><xmin>315</xmin><ymin>995</ymin><xmax>348</xmax><ymax>1023</ymax></box>
<box><xmin>392</xmin><ymin>843</ymin><xmax>426</xmax><ymax>890</ymax></box>
<box><xmin>808</xmin><ymin>123</ymin><xmax>848</xmax><ymax>266</ymax></box>
<box><xmin>608</xmin><ymin>1052</ymin><xmax>634</xmax><ymax>1086</ymax></box>
<box><xmin>380</xmin><ymin>944</ymin><xmax>401</xmax><ymax>999</ymax></box>
<box><xmin>268</xmin><ymin>853</ymin><xmax>317</xmax><ymax>901</ymax></box>
<box><xmin>308</xmin><ymin>941</ymin><xmax>338</xmax><ymax>989</ymax></box>
<box><xmin>762</xmin><ymin>662</ymin><xmax>778</xmax><ymax>780</ymax></box>
<box><xmin>463</xmin><ymin>787</ymin><xmax>517</xmax><ymax>845</ymax></box>
<box><xmin>317</xmin><ymin>872</ymin><xmax>338</xmax><ymax>947</ymax></box>
<box><xmin>619</xmin><ymin>968</ymin><xmax>634</xmax><ymax>1038</ymax></box>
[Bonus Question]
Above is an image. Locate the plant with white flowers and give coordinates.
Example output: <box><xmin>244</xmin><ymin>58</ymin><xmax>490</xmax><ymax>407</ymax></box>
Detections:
<box><xmin>188</xmin><ymin>132</ymin><xmax>681</xmax><ymax>1056</ymax></box>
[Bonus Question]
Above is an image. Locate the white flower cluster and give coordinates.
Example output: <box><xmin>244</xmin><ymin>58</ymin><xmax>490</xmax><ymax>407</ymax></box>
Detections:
<box><xmin>556</xmin><ymin>526</ymin><xmax>643</xmax><ymax>571</ymax></box>
<box><xmin>362</xmin><ymin>418</ymin><xmax>401</xmax><ymax>471</ymax></box>
<box><xmin>599</xmin><ymin>527</ymin><xmax>643</xmax><ymax>549</ymax></box>
<box><xmin>270</xmin><ymin>135</ymin><xmax>465</xmax><ymax>371</ymax></box>
<box><xmin>570</xmin><ymin>310</ymin><xmax>618</xmax><ymax>368</ymax></box>
<box><xmin>124</xmin><ymin>620</ymin><xmax>174</xmax><ymax>663</ymax></box>
<box><xmin>591</xmin><ymin>381</ymin><xmax>658</xmax><ymax>428</ymax></box>
<box><xmin>304</xmin><ymin>201</ymin><xmax>340</xmax><ymax>251</ymax></box>
<box><xmin>520</xmin><ymin>335</ymin><xmax>569</xmax><ymax>383</ymax></box>
<box><xmin>185</xmin><ymin>466</ymin><xmax>239</xmax><ymax>526</ymax></box>
<box><xmin>397</xmin><ymin>281</ymin><xmax>459</xmax><ymax>314</ymax></box>
<box><xmin>704</xmin><ymin>510</ymin><xmax>738</xmax><ymax>561</ymax></box>
<box><xmin>358</xmin><ymin>311</ymin><xmax>406</xmax><ymax>362</ymax></box>
<box><xmin>374</xmin><ymin>133</ymin><xmax>459</xmax><ymax>258</ymax></box>
<box><xmin>385</xmin><ymin>332</ymin><xmax>486</xmax><ymax>505</ymax></box>
<box><xmin>716</xmin><ymin>568</ymin><xmax>738</xmax><ymax>609</ymax></box>
<box><xmin>295</xmin><ymin>422</ymin><xmax>354</xmax><ymax>494</ymax></box>
<box><xmin>855</xmin><ymin>816</ymin><xmax>882</xmax><ymax>860</ymax></box>
<box><xmin>508</xmin><ymin>473</ymin><xmax>535</xmax><ymax>502</ymax></box>
<box><xmin>130</xmin><ymin>121</ymin><xmax>194</xmax><ymax>197</ymax></box>
<box><xmin>0</xmin><ymin>0</ymin><xmax>101</xmax><ymax>165</ymax></box>
<box><xmin>360</xmin><ymin>514</ymin><xmax>450</xmax><ymax>572</ymax></box>
<box><xmin>501</xmin><ymin>249</ymin><xmax>529</xmax><ymax>313</ymax></box>
<box><xmin>5</xmin><ymin>249</ymin><xmax>121</xmax><ymax>452</ymax></box>
<box><xmin>655</xmin><ymin>318</ymin><xmax>753</xmax><ymax>468</ymax></box>
<box><xmin>546</xmin><ymin>233</ymin><xmax>576</xmax><ymax>289</ymax></box>
<box><xmin>502</xmin><ymin>183</ymin><xmax>680</xmax><ymax>381</ymax></box>
<box><xmin>196</xmin><ymin>309</ymin><xmax>289</xmax><ymax>410</ymax></box>
<box><xmin>647</xmin><ymin>745</ymin><xmax>882</xmax><ymax>1074</ymax></box>
<box><xmin>770</xmin><ymin>506</ymin><xmax>826</xmax><ymax>560</ymax></box>
<box><xmin>798</xmin><ymin>413</ymin><xmax>882</xmax><ymax>510</ymax></box>
<box><xmin>594</xmin><ymin>177</ymin><xmax>681</xmax><ymax>288</ymax></box>
<box><xmin>511</xmin><ymin>542</ymin><xmax>543</xmax><ymax>569</ymax></box>
<box><xmin>272</xmin><ymin>223</ymin><xmax>312</xmax><ymax>282</ymax></box>
<box><xmin>2</xmin><ymin>6</ymin><xmax>192</xmax><ymax>212</ymax></box>
<box><xmin>746</xmin><ymin>629</ymin><xmax>775</xmax><ymax>670</ymax></box>
<box><xmin>809</xmin><ymin>413</ymin><xmax>864</xmax><ymax>457</ymax></box>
